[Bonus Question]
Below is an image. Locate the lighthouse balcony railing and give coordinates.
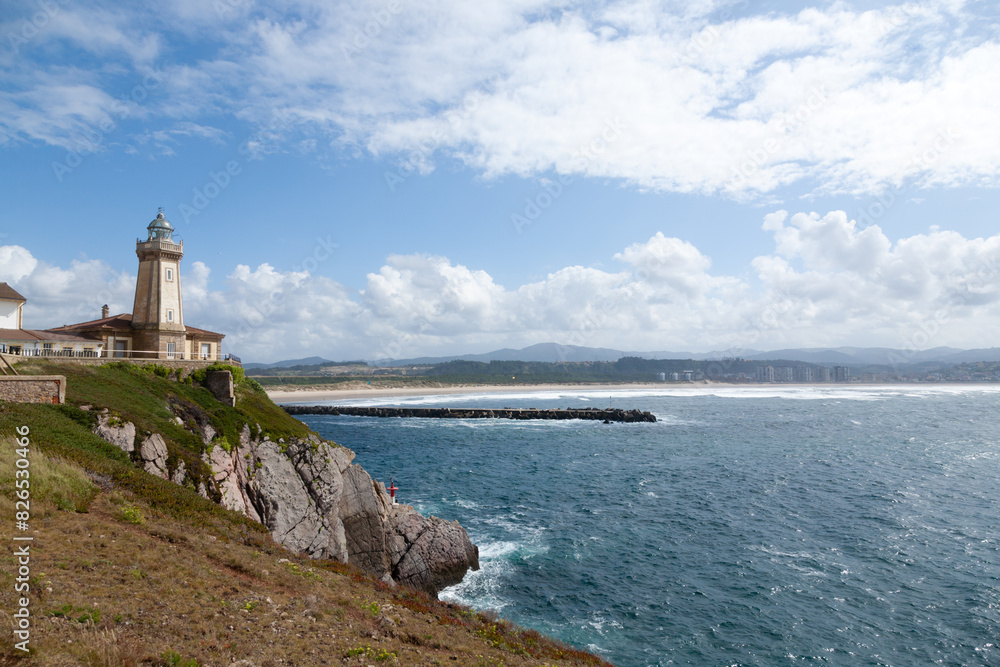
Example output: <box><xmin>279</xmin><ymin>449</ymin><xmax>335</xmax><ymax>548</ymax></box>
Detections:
<box><xmin>136</xmin><ymin>238</ymin><xmax>183</xmax><ymax>252</ymax></box>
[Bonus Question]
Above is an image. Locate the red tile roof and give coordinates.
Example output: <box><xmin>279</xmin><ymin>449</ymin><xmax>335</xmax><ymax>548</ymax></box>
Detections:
<box><xmin>185</xmin><ymin>324</ymin><xmax>225</xmax><ymax>338</ymax></box>
<box><xmin>49</xmin><ymin>313</ymin><xmax>224</xmax><ymax>339</ymax></box>
<box><xmin>47</xmin><ymin>314</ymin><xmax>134</xmax><ymax>332</ymax></box>
<box><xmin>0</xmin><ymin>283</ymin><xmax>26</xmax><ymax>302</ymax></box>
<box><xmin>0</xmin><ymin>329</ymin><xmax>101</xmax><ymax>343</ymax></box>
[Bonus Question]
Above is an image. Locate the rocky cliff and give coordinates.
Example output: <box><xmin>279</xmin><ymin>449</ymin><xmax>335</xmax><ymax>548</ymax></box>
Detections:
<box><xmin>93</xmin><ymin>404</ymin><xmax>479</xmax><ymax>596</ymax></box>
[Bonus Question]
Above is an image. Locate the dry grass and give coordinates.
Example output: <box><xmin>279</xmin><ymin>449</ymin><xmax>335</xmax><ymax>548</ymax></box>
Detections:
<box><xmin>0</xmin><ymin>453</ymin><xmax>613</xmax><ymax>667</ymax></box>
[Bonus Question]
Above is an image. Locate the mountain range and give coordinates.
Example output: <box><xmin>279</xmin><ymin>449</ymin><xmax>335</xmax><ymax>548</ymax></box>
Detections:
<box><xmin>249</xmin><ymin>343</ymin><xmax>1000</xmax><ymax>369</ymax></box>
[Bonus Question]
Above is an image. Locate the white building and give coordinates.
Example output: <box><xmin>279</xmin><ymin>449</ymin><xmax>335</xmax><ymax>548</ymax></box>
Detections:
<box><xmin>0</xmin><ymin>283</ymin><xmax>105</xmax><ymax>358</ymax></box>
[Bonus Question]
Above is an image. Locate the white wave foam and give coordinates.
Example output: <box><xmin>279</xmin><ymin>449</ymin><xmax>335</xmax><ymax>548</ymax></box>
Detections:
<box><xmin>440</xmin><ymin>538</ymin><xmax>530</xmax><ymax>611</ymax></box>
<box><xmin>300</xmin><ymin>383</ymin><xmax>1000</xmax><ymax>409</ymax></box>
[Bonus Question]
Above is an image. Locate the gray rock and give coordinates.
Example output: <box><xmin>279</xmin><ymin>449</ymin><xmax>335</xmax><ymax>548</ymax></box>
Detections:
<box><xmin>389</xmin><ymin>505</ymin><xmax>480</xmax><ymax>595</ymax></box>
<box><xmin>94</xmin><ymin>414</ymin><xmax>136</xmax><ymax>453</ymax></box>
<box><xmin>243</xmin><ymin>438</ymin><xmax>353</xmax><ymax>561</ymax></box>
<box><xmin>171</xmin><ymin>460</ymin><xmax>187</xmax><ymax>485</ymax></box>
<box><xmin>338</xmin><ymin>464</ymin><xmax>393</xmax><ymax>578</ymax></box>
<box><xmin>138</xmin><ymin>433</ymin><xmax>168</xmax><ymax>478</ymax></box>
<box><xmin>205</xmin><ymin>370</ymin><xmax>235</xmax><ymax>407</ymax></box>
<box><xmin>196</xmin><ymin>426</ymin><xmax>479</xmax><ymax>595</ymax></box>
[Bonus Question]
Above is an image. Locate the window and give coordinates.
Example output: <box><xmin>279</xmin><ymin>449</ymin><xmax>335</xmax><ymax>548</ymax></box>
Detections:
<box><xmin>166</xmin><ymin>342</ymin><xmax>176</xmax><ymax>360</ymax></box>
<box><xmin>166</xmin><ymin>309</ymin><xmax>174</xmax><ymax>323</ymax></box>
<box><xmin>43</xmin><ymin>343</ymin><xmax>53</xmax><ymax>355</ymax></box>
<box><xmin>201</xmin><ymin>343</ymin><xmax>211</xmax><ymax>360</ymax></box>
<box><xmin>165</xmin><ymin>268</ymin><xmax>174</xmax><ymax>281</ymax></box>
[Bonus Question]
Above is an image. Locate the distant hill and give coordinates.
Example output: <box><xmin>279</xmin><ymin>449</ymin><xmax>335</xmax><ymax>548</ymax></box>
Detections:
<box><xmin>244</xmin><ymin>356</ymin><xmax>335</xmax><ymax>370</ymax></box>
<box><xmin>390</xmin><ymin>343</ymin><xmax>632</xmax><ymax>365</ymax></box>
<box><xmin>377</xmin><ymin>343</ymin><xmax>1000</xmax><ymax>367</ymax></box>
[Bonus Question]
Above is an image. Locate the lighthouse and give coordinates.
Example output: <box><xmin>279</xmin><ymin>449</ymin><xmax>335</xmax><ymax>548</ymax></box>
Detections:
<box><xmin>131</xmin><ymin>209</ymin><xmax>187</xmax><ymax>359</ymax></box>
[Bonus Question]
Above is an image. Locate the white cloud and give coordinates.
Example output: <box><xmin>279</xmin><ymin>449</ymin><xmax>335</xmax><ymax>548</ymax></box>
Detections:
<box><xmin>3</xmin><ymin>1</ymin><xmax>998</xmax><ymax>196</ymax></box>
<box><xmin>1</xmin><ymin>249</ymin><xmax>135</xmax><ymax>328</ymax></box>
<box><xmin>5</xmin><ymin>209</ymin><xmax>1000</xmax><ymax>360</ymax></box>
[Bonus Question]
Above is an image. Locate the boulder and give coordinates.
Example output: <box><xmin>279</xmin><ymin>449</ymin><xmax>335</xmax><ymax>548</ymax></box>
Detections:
<box><xmin>389</xmin><ymin>505</ymin><xmax>480</xmax><ymax>595</ymax></box>
<box><xmin>138</xmin><ymin>433</ymin><xmax>169</xmax><ymax>478</ymax></box>
<box><xmin>243</xmin><ymin>437</ymin><xmax>353</xmax><ymax>561</ymax></box>
<box><xmin>94</xmin><ymin>413</ymin><xmax>136</xmax><ymax>453</ymax></box>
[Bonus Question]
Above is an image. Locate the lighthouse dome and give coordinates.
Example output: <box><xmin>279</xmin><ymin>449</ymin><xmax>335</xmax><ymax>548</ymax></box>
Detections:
<box><xmin>147</xmin><ymin>210</ymin><xmax>174</xmax><ymax>241</ymax></box>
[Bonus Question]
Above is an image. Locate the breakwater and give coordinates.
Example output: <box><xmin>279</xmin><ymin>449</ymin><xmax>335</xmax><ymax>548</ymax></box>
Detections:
<box><xmin>283</xmin><ymin>405</ymin><xmax>657</xmax><ymax>423</ymax></box>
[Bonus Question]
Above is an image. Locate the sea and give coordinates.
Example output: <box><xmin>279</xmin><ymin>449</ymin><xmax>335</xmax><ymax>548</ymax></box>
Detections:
<box><xmin>293</xmin><ymin>385</ymin><xmax>1000</xmax><ymax>666</ymax></box>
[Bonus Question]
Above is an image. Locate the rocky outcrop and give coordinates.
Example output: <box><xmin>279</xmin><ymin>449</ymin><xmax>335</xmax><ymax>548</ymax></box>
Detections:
<box><xmin>95</xmin><ymin>412</ymin><xmax>136</xmax><ymax>453</ymax></box>
<box><xmin>91</xmin><ymin>406</ymin><xmax>479</xmax><ymax>596</ymax></box>
<box><xmin>227</xmin><ymin>431</ymin><xmax>479</xmax><ymax>596</ymax></box>
<box><xmin>138</xmin><ymin>433</ymin><xmax>169</xmax><ymax>479</ymax></box>
<box><xmin>389</xmin><ymin>504</ymin><xmax>482</xmax><ymax>593</ymax></box>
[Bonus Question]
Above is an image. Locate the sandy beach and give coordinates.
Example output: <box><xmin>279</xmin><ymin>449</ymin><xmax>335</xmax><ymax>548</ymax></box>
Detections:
<box><xmin>263</xmin><ymin>380</ymin><xmax>970</xmax><ymax>404</ymax></box>
<box><xmin>265</xmin><ymin>381</ymin><xmax>671</xmax><ymax>403</ymax></box>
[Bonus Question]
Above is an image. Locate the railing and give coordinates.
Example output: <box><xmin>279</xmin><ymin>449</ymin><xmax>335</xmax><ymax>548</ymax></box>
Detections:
<box><xmin>1</xmin><ymin>345</ymin><xmax>238</xmax><ymax>364</ymax></box>
<box><xmin>7</xmin><ymin>348</ymin><xmax>102</xmax><ymax>358</ymax></box>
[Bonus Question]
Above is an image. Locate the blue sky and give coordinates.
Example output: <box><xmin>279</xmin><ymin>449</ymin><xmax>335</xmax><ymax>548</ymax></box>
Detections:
<box><xmin>1</xmin><ymin>0</ymin><xmax>999</xmax><ymax>362</ymax></box>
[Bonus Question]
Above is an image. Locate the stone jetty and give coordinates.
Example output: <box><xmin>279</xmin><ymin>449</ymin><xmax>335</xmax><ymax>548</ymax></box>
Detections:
<box><xmin>283</xmin><ymin>405</ymin><xmax>657</xmax><ymax>423</ymax></box>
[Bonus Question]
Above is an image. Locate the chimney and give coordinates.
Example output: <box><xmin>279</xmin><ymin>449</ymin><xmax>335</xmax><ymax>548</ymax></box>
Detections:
<box><xmin>101</xmin><ymin>304</ymin><xmax>109</xmax><ymax>319</ymax></box>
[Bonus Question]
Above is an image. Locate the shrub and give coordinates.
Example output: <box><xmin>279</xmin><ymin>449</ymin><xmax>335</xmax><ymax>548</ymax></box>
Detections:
<box><xmin>120</xmin><ymin>504</ymin><xmax>146</xmax><ymax>525</ymax></box>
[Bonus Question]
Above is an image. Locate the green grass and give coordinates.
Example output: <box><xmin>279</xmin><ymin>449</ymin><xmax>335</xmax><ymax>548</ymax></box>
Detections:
<box><xmin>0</xmin><ymin>357</ymin><xmax>616</xmax><ymax>667</ymax></box>
<box><xmin>0</xmin><ymin>360</ymin><xmax>287</xmax><ymax>538</ymax></box>
<box><xmin>0</xmin><ymin>442</ymin><xmax>98</xmax><ymax>512</ymax></box>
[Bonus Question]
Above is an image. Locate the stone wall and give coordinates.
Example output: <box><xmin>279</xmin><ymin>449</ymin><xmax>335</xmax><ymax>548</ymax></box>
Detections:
<box><xmin>205</xmin><ymin>370</ymin><xmax>235</xmax><ymax>407</ymax></box>
<box><xmin>0</xmin><ymin>376</ymin><xmax>66</xmax><ymax>404</ymax></box>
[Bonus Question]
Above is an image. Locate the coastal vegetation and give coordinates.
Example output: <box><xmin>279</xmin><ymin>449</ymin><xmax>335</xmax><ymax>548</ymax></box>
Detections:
<box><xmin>0</xmin><ymin>360</ymin><xmax>613</xmax><ymax>666</ymax></box>
<box><xmin>250</xmin><ymin>356</ymin><xmax>1000</xmax><ymax>389</ymax></box>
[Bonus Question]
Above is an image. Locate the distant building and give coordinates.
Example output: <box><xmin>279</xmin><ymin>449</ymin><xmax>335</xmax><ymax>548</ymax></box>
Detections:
<box><xmin>818</xmin><ymin>367</ymin><xmax>832</xmax><ymax>382</ymax></box>
<box><xmin>656</xmin><ymin>372</ymin><xmax>666</xmax><ymax>382</ymax></box>
<box><xmin>833</xmin><ymin>366</ymin><xmax>851</xmax><ymax>382</ymax></box>
<box><xmin>670</xmin><ymin>372</ymin><xmax>679</xmax><ymax>381</ymax></box>
<box><xmin>775</xmin><ymin>366</ymin><xmax>794</xmax><ymax>382</ymax></box>
<box><xmin>0</xmin><ymin>283</ymin><xmax>105</xmax><ymax>357</ymax></box>
<box><xmin>4</xmin><ymin>210</ymin><xmax>227</xmax><ymax>362</ymax></box>
<box><xmin>0</xmin><ymin>283</ymin><xmax>24</xmax><ymax>329</ymax></box>
<box><xmin>794</xmin><ymin>366</ymin><xmax>813</xmax><ymax>382</ymax></box>
<box><xmin>756</xmin><ymin>365</ymin><xmax>774</xmax><ymax>382</ymax></box>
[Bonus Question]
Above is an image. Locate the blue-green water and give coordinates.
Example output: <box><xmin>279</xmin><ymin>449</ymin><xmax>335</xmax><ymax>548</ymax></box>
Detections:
<box><xmin>295</xmin><ymin>386</ymin><xmax>1000</xmax><ymax>666</ymax></box>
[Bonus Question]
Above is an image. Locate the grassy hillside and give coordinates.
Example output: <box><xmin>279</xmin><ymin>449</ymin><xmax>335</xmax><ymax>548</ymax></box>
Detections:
<box><xmin>0</xmin><ymin>361</ymin><xmax>613</xmax><ymax>666</ymax></box>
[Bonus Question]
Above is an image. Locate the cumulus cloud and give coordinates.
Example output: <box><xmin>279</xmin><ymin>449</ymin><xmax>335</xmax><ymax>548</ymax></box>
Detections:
<box><xmin>1</xmin><ymin>1</ymin><xmax>998</xmax><ymax>196</ymax></box>
<box><xmin>0</xmin><ymin>247</ymin><xmax>134</xmax><ymax>328</ymax></box>
<box><xmin>4</xmin><ymin>210</ymin><xmax>1000</xmax><ymax>361</ymax></box>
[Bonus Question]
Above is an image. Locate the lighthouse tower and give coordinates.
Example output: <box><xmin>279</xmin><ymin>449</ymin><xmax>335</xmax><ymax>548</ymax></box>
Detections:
<box><xmin>131</xmin><ymin>209</ymin><xmax>187</xmax><ymax>359</ymax></box>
